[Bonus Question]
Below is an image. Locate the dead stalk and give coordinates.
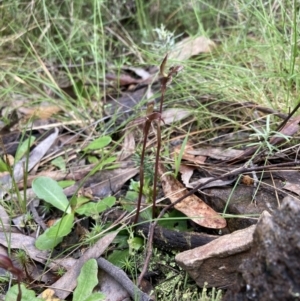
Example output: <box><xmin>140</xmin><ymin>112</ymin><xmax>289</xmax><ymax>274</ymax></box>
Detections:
<box><xmin>134</xmin><ymin>53</ymin><xmax>182</xmax><ymax>224</ymax></box>
<box><xmin>135</xmin><ymin>54</ymin><xmax>183</xmax><ymax>286</ymax></box>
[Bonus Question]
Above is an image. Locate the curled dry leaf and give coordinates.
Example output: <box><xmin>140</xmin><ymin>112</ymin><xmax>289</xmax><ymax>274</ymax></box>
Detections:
<box><xmin>18</xmin><ymin>105</ymin><xmax>61</xmax><ymax>120</ymax></box>
<box><xmin>158</xmin><ymin>163</ymin><xmax>226</xmax><ymax>229</ymax></box>
<box><xmin>169</xmin><ymin>36</ymin><xmax>216</xmax><ymax>61</ymax></box>
<box><xmin>160</xmin><ymin>108</ymin><xmax>192</xmax><ymax>125</ymax></box>
<box><xmin>283</xmin><ymin>181</ymin><xmax>300</xmax><ymax>196</ymax></box>
<box><xmin>180</xmin><ymin>165</ymin><xmax>195</xmax><ymax>187</ymax></box>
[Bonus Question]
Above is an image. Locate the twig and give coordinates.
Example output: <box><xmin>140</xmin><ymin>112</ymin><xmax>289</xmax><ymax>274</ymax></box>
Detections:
<box><xmin>275</xmin><ymin>98</ymin><xmax>300</xmax><ymax>132</ymax></box>
<box><xmin>97</xmin><ymin>257</ymin><xmax>152</xmax><ymax>301</ymax></box>
<box><xmin>152</xmin><ymin>119</ymin><xmax>161</xmax><ymax>219</ymax></box>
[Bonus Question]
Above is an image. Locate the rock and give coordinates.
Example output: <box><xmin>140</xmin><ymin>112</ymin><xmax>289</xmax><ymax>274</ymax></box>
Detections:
<box><xmin>175</xmin><ymin>223</ymin><xmax>257</xmax><ymax>288</ymax></box>
<box><xmin>203</xmin><ymin>182</ymin><xmax>283</xmax><ymax>232</ymax></box>
<box><xmin>223</xmin><ymin>196</ymin><xmax>300</xmax><ymax>301</ymax></box>
<box><xmin>202</xmin><ymin>171</ymin><xmax>300</xmax><ymax>232</ymax></box>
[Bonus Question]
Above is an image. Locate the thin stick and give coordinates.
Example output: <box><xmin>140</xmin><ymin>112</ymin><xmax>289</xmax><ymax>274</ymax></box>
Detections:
<box><xmin>134</xmin><ymin>118</ymin><xmax>150</xmax><ymax>224</ymax></box>
<box><xmin>152</xmin><ymin>120</ymin><xmax>161</xmax><ymax>219</ymax></box>
<box><xmin>97</xmin><ymin>257</ymin><xmax>152</xmax><ymax>301</ymax></box>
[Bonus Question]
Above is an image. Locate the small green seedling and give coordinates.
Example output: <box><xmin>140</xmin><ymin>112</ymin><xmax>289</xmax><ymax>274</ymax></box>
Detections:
<box><xmin>32</xmin><ymin>176</ymin><xmax>116</xmax><ymax>250</ymax></box>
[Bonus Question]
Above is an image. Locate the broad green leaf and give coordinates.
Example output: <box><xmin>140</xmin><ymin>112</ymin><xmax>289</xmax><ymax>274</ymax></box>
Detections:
<box><xmin>47</xmin><ymin>214</ymin><xmax>74</xmax><ymax>238</ymax></box>
<box><xmin>5</xmin><ymin>284</ymin><xmax>42</xmax><ymax>301</ymax></box>
<box><xmin>73</xmin><ymin>259</ymin><xmax>99</xmax><ymax>301</ymax></box>
<box><xmin>108</xmin><ymin>249</ymin><xmax>129</xmax><ymax>268</ymax></box>
<box><xmin>95</xmin><ymin>196</ymin><xmax>116</xmax><ymax>212</ymax></box>
<box><xmin>35</xmin><ymin>232</ymin><xmax>63</xmax><ymax>250</ymax></box>
<box><xmin>15</xmin><ymin>136</ymin><xmax>36</xmax><ymax>162</ymax></box>
<box><xmin>75</xmin><ymin>197</ymin><xmax>116</xmax><ymax>216</ymax></box>
<box><xmin>35</xmin><ymin>214</ymin><xmax>74</xmax><ymax>250</ymax></box>
<box><xmin>84</xmin><ymin>136</ymin><xmax>111</xmax><ymax>151</ymax></box>
<box><xmin>32</xmin><ymin>176</ymin><xmax>71</xmax><ymax>214</ymax></box>
<box><xmin>71</xmin><ymin>196</ymin><xmax>90</xmax><ymax>210</ymax></box>
<box><xmin>75</xmin><ymin>202</ymin><xmax>97</xmax><ymax>216</ymax></box>
<box><xmin>83</xmin><ymin>293</ymin><xmax>105</xmax><ymax>301</ymax></box>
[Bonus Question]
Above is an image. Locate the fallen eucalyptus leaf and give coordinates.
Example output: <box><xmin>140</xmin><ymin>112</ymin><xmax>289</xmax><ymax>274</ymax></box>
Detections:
<box><xmin>158</xmin><ymin>163</ymin><xmax>226</xmax><ymax>229</ymax></box>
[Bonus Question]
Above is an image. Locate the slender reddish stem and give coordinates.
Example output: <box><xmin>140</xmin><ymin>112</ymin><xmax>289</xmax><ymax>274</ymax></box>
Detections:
<box><xmin>152</xmin><ymin>120</ymin><xmax>161</xmax><ymax>219</ymax></box>
<box><xmin>134</xmin><ymin>119</ymin><xmax>151</xmax><ymax>224</ymax></box>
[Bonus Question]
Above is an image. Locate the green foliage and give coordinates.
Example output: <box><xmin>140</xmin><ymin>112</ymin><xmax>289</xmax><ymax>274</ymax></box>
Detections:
<box><xmin>5</xmin><ymin>260</ymin><xmax>105</xmax><ymax>301</ymax></box>
<box><xmin>75</xmin><ymin>196</ymin><xmax>116</xmax><ymax>218</ymax></box>
<box><xmin>73</xmin><ymin>259</ymin><xmax>105</xmax><ymax>301</ymax></box>
<box><xmin>51</xmin><ymin>156</ymin><xmax>67</xmax><ymax>171</ymax></box>
<box><xmin>0</xmin><ymin>157</ymin><xmax>9</xmax><ymax>172</ymax></box>
<box><xmin>58</xmin><ymin>180</ymin><xmax>76</xmax><ymax>189</ymax></box>
<box><xmin>199</xmin><ymin>282</ymin><xmax>222</xmax><ymax>301</ymax></box>
<box><xmin>122</xmin><ymin>180</ymin><xmax>152</xmax><ymax>220</ymax></box>
<box><xmin>32</xmin><ymin>177</ymin><xmax>71</xmax><ymax>214</ymax></box>
<box><xmin>2</xmin><ymin>0</ymin><xmax>299</xmax><ymax>299</ymax></box>
<box><xmin>83</xmin><ymin>222</ymin><xmax>104</xmax><ymax>246</ymax></box>
<box><xmin>173</xmin><ymin>132</ymin><xmax>189</xmax><ymax>178</ymax></box>
<box><xmin>247</xmin><ymin>115</ymin><xmax>291</xmax><ymax>155</ymax></box>
<box><xmin>32</xmin><ymin>176</ymin><xmax>115</xmax><ymax>250</ymax></box>
<box><xmin>14</xmin><ymin>136</ymin><xmax>36</xmax><ymax>163</ymax></box>
<box><xmin>5</xmin><ymin>284</ymin><xmax>42</xmax><ymax>301</ymax></box>
<box><xmin>108</xmin><ymin>249</ymin><xmax>130</xmax><ymax>268</ymax></box>
<box><xmin>83</xmin><ymin>136</ymin><xmax>112</xmax><ymax>152</ymax></box>
<box><xmin>46</xmin><ymin>214</ymin><xmax>75</xmax><ymax>239</ymax></box>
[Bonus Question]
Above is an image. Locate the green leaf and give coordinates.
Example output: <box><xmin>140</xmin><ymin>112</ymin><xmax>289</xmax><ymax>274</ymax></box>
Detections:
<box><xmin>15</xmin><ymin>136</ymin><xmax>36</xmax><ymax>162</ymax></box>
<box><xmin>5</xmin><ymin>284</ymin><xmax>42</xmax><ymax>301</ymax></box>
<box><xmin>35</xmin><ymin>232</ymin><xmax>63</xmax><ymax>250</ymax></box>
<box><xmin>75</xmin><ymin>197</ymin><xmax>116</xmax><ymax>216</ymax></box>
<box><xmin>32</xmin><ymin>177</ymin><xmax>71</xmax><ymax>214</ymax></box>
<box><xmin>90</xmin><ymin>156</ymin><xmax>117</xmax><ymax>175</ymax></box>
<box><xmin>46</xmin><ymin>214</ymin><xmax>74</xmax><ymax>238</ymax></box>
<box><xmin>87</xmin><ymin>155</ymin><xmax>98</xmax><ymax>164</ymax></box>
<box><xmin>58</xmin><ymin>180</ymin><xmax>75</xmax><ymax>188</ymax></box>
<box><xmin>83</xmin><ymin>293</ymin><xmax>105</xmax><ymax>301</ymax></box>
<box><xmin>84</xmin><ymin>136</ymin><xmax>111</xmax><ymax>151</ymax></box>
<box><xmin>108</xmin><ymin>249</ymin><xmax>130</xmax><ymax>268</ymax></box>
<box><xmin>95</xmin><ymin>196</ymin><xmax>116</xmax><ymax>212</ymax></box>
<box><xmin>73</xmin><ymin>259</ymin><xmax>100</xmax><ymax>301</ymax></box>
<box><xmin>128</xmin><ymin>236</ymin><xmax>143</xmax><ymax>254</ymax></box>
<box><xmin>35</xmin><ymin>214</ymin><xmax>74</xmax><ymax>250</ymax></box>
<box><xmin>51</xmin><ymin>156</ymin><xmax>66</xmax><ymax>171</ymax></box>
<box><xmin>75</xmin><ymin>202</ymin><xmax>97</xmax><ymax>216</ymax></box>
<box><xmin>0</xmin><ymin>157</ymin><xmax>9</xmax><ymax>172</ymax></box>
<box><xmin>71</xmin><ymin>196</ymin><xmax>91</xmax><ymax>210</ymax></box>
